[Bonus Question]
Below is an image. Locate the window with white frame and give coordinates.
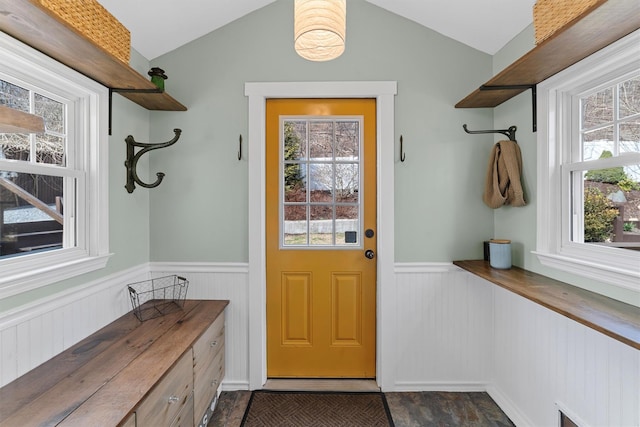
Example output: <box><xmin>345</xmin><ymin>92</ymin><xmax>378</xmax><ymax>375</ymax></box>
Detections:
<box><xmin>536</xmin><ymin>30</ymin><xmax>640</xmax><ymax>291</ymax></box>
<box><xmin>0</xmin><ymin>32</ymin><xmax>110</xmax><ymax>298</ymax></box>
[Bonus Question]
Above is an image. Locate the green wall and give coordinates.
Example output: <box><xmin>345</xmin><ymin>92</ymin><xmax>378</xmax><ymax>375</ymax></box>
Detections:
<box><xmin>4</xmin><ymin>0</ymin><xmax>635</xmax><ymax>312</ymax></box>
<box><xmin>492</xmin><ymin>26</ymin><xmax>640</xmax><ymax>307</ymax></box>
<box><xmin>147</xmin><ymin>0</ymin><xmax>495</xmax><ymax>263</ymax></box>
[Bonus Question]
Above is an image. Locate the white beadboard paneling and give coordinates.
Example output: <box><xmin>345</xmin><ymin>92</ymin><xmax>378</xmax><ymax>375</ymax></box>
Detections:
<box><xmin>0</xmin><ymin>265</ymin><xmax>147</xmax><ymax>387</ymax></box>
<box><xmin>0</xmin><ymin>327</ymin><xmax>17</xmax><ymax>386</ymax></box>
<box><xmin>150</xmin><ymin>262</ymin><xmax>250</xmax><ymax>390</ymax></box>
<box><xmin>0</xmin><ymin>262</ymin><xmax>250</xmax><ymax>390</ymax></box>
<box><xmin>2</xmin><ymin>259</ymin><xmax>638</xmax><ymax>427</ymax></box>
<box><xmin>489</xmin><ymin>283</ymin><xmax>640</xmax><ymax>427</ymax></box>
<box><xmin>394</xmin><ymin>265</ymin><xmax>492</xmax><ymax>390</ymax></box>
<box><xmin>15</xmin><ymin>322</ymin><xmax>30</xmax><ymax>378</ymax></box>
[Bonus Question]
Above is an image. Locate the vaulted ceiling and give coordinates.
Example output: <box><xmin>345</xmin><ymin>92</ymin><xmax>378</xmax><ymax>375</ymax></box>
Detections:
<box><xmin>97</xmin><ymin>0</ymin><xmax>536</xmax><ymax>60</ymax></box>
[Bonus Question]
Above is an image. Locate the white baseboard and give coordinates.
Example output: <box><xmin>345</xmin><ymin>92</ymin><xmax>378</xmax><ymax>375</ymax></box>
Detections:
<box><xmin>392</xmin><ymin>381</ymin><xmax>489</xmax><ymax>392</ymax></box>
<box><xmin>221</xmin><ymin>380</ymin><xmax>251</xmax><ymax>391</ymax></box>
<box><xmin>486</xmin><ymin>384</ymin><xmax>535</xmax><ymax>427</ymax></box>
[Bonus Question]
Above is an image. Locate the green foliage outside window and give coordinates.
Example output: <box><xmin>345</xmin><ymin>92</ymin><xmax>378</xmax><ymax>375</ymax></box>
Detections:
<box><xmin>584</xmin><ymin>187</ymin><xmax>619</xmax><ymax>242</ymax></box>
<box><xmin>617</xmin><ymin>177</ymin><xmax>640</xmax><ymax>192</ymax></box>
<box><xmin>584</xmin><ymin>150</ymin><xmax>628</xmax><ymax>184</ymax></box>
<box><xmin>283</xmin><ymin>122</ymin><xmax>302</xmax><ymax>191</ymax></box>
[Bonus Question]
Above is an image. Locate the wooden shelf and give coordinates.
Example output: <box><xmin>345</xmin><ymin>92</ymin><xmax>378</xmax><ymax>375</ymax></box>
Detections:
<box><xmin>0</xmin><ymin>0</ymin><xmax>186</xmax><ymax>112</ymax></box>
<box><xmin>456</xmin><ymin>0</ymin><xmax>640</xmax><ymax>108</ymax></box>
<box><xmin>0</xmin><ymin>105</ymin><xmax>45</xmax><ymax>133</ymax></box>
<box><xmin>454</xmin><ymin>260</ymin><xmax>640</xmax><ymax>350</ymax></box>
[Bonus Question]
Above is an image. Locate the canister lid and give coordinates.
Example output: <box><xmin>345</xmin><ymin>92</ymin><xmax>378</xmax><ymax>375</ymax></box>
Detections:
<box><xmin>490</xmin><ymin>239</ymin><xmax>511</xmax><ymax>244</ymax></box>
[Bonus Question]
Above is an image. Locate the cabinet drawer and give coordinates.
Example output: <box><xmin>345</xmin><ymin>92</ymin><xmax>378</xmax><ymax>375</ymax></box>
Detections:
<box><xmin>193</xmin><ymin>313</ymin><xmax>224</xmax><ymax>373</ymax></box>
<box><xmin>136</xmin><ymin>350</ymin><xmax>193</xmax><ymax>427</ymax></box>
<box><xmin>193</xmin><ymin>344</ymin><xmax>224</xmax><ymax>423</ymax></box>
<box><xmin>170</xmin><ymin>392</ymin><xmax>194</xmax><ymax>427</ymax></box>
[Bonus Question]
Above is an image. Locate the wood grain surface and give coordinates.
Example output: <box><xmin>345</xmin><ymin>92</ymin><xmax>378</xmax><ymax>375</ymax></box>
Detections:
<box><xmin>456</xmin><ymin>0</ymin><xmax>640</xmax><ymax>108</ymax></box>
<box><xmin>0</xmin><ymin>0</ymin><xmax>186</xmax><ymax>111</ymax></box>
<box><xmin>454</xmin><ymin>260</ymin><xmax>640</xmax><ymax>350</ymax></box>
<box><xmin>0</xmin><ymin>299</ymin><xmax>228</xmax><ymax>426</ymax></box>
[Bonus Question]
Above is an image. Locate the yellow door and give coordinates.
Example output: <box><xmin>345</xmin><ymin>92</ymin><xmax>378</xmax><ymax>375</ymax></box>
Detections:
<box><xmin>266</xmin><ymin>98</ymin><xmax>376</xmax><ymax>378</ymax></box>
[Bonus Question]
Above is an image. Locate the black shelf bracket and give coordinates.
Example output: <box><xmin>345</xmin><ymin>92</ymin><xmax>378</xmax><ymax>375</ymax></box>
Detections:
<box><xmin>108</xmin><ymin>87</ymin><xmax>164</xmax><ymax>135</ymax></box>
<box><xmin>479</xmin><ymin>84</ymin><xmax>537</xmax><ymax>132</ymax></box>
<box><xmin>124</xmin><ymin>128</ymin><xmax>182</xmax><ymax>193</ymax></box>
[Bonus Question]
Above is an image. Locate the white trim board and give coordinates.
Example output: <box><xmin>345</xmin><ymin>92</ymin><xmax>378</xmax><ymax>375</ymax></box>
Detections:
<box><xmin>244</xmin><ymin>81</ymin><xmax>397</xmax><ymax>391</ymax></box>
<box><xmin>0</xmin><ymin>264</ymin><xmax>147</xmax><ymax>329</ymax></box>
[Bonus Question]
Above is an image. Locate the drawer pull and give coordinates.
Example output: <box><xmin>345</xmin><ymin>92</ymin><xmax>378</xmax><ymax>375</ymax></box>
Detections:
<box><xmin>210</xmin><ymin>340</ymin><xmax>218</xmax><ymax>347</ymax></box>
<box><xmin>211</xmin><ymin>379</ymin><xmax>218</xmax><ymax>387</ymax></box>
<box><xmin>168</xmin><ymin>395</ymin><xmax>180</xmax><ymax>404</ymax></box>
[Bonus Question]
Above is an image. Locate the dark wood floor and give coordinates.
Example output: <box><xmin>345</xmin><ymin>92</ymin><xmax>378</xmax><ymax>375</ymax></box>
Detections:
<box><xmin>208</xmin><ymin>390</ymin><xmax>515</xmax><ymax>427</ymax></box>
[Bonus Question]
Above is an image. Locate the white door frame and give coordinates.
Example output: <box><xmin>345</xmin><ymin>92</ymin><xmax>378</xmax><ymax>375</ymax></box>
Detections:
<box><xmin>244</xmin><ymin>81</ymin><xmax>397</xmax><ymax>391</ymax></box>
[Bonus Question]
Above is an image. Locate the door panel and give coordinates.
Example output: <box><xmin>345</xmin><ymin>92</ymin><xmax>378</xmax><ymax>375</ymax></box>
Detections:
<box><xmin>332</xmin><ymin>272</ymin><xmax>362</xmax><ymax>345</ymax></box>
<box><xmin>281</xmin><ymin>272</ymin><xmax>312</xmax><ymax>345</ymax></box>
<box><xmin>266</xmin><ymin>98</ymin><xmax>376</xmax><ymax>378</ymax></box>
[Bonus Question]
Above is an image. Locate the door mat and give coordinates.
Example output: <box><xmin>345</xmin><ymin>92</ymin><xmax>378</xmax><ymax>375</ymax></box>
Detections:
<box><xmin>240</xmin><ymin>390</ymin><xmax>395</xmax><ymax>427</ymax></box>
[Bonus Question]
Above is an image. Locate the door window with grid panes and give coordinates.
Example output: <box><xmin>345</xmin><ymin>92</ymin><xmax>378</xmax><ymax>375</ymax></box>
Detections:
<box><xmin>281</xmin><ymin>118</ymin><xmax>362</xmax><ymax>248</ymax></box>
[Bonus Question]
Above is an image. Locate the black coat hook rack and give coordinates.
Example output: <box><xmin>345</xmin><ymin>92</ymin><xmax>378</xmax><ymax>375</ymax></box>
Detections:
<box><xmin>125</xmin><ymin>128</ymin><xmax>182</xmax><ymax>193</ymax></box>
<box><xmin>238</xmin><ymin>134</ymin><xmax>242</xmax><ymax>160</ymax></box>
<box><xmin>463</xmin><ymin>124</ymin><xmax>517</xmax><ymax>142</ymax></box>
<box><xmin>400</xmin><ymin>135</ymin><xmax>406</xmax><ymax>162</ymax></box>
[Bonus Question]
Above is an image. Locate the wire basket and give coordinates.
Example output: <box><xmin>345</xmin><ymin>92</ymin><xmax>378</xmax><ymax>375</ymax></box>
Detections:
<box><xmin>127</xmin><ymin>275</ymin><xmax>189</xmax><ymax>322</ymax></box>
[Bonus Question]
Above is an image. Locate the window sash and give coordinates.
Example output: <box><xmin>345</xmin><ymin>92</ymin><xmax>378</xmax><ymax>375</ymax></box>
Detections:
<box><xmin>536</xmin><ymin>30</ymin><xmax>640</xmax><ymax>291</ymax></box>
<box><xmin>0</xmin><ymin>31</ymin><xmax>110</xmax><ymax>298</ymax></box>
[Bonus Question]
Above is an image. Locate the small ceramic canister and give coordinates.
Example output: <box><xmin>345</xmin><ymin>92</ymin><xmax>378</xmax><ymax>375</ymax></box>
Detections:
<box><xmin>489</xmin><ymin>239</ymin><xmax>511</xmax><ymax>269</ymax></box>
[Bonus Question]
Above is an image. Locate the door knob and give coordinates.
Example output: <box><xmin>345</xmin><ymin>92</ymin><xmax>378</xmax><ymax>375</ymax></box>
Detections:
<box><xmin>364</xmin><ymin>249</ymin><xmax>375</xmax><ymax>259</ymax></box>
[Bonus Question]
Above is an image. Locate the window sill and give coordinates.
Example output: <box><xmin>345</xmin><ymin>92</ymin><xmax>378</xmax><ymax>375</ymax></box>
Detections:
<box><xmin>0</xmin><ymin>252</ymin><xmax>112</xmax><ymax>299</ymax></box>
<box><xmin>453</xmin><ymin>260</ymin><xmax>640</xmax><ymax>350</ymax></box>
<box><xmin>533</xmin><ymin>251</ymin><xmax>640</xmax><ymax>292</ymax></box>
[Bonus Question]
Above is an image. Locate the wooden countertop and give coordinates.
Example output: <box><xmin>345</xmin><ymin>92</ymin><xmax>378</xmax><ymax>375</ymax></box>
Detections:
<box><xmin>453</xmin><ymin>260</ymin><xmax>640</xmax><ymax>350</ymax></box>
<box><xmin>0</xmin><ymin>299</ymin><xmax>228</xmax><ymax>426</ymax></box>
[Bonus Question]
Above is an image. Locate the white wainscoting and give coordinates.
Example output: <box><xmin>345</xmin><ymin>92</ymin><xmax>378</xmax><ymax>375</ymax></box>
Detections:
<box><xmin>0</xmin><ymin>265</ymin><xmax>148</xmax><ymax>387</ymax></box>
<box><xmin>149</xmin><ymin>262</ymin><xmax>250</xmax><ymax>391</ymax></box>
<box><xmin>395</xmin><ymin>266</ymin><xmax>639</xmax><ymax>427</ymax></box>
<box><xmin>485</xmin><ymin>274</ymin><xmax>640</xmax><ymax>427</ymax></box>
<box><xmin>393</xmin><ymin>263</ymin><xmax>493</xmax><ymax>391</ymax></box>
<box><xmin>0</xmin><ymin>262</ymin><xmax>250</xmax><ymax>390</ymax></box>
<box><xmin>1</xmin><ymin>261</ymin><xmax>638</xmax><ymax>427</ymax></box>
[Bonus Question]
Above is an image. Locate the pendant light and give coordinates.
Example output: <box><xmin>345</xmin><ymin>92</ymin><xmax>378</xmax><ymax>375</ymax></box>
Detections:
<box><xmin>294</xmin><ymin>0</ymin><xmax>346</xmax><ymax>61</ymax></box>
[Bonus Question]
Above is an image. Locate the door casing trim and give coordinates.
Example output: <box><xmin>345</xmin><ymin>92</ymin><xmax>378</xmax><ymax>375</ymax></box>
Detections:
<box><xmin>245</xmin><ymin>81</ymin><xmax>397</xmax><ymax>390</ymax></box>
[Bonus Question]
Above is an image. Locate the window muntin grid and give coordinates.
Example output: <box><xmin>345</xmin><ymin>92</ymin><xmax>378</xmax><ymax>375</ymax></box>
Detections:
<box><xmin>0</xmin><ymin>76</ymin><xmax>73</xmax><ymax>259</ymax></box>
<box><xmin>280</xmin><ymin>117</ymin><xmax>363</xmax><ymax>248</ymax></box>
<box><xmin>569</xmin><ymin>73</ymin><xmax>640</xmax><ymax>249</ymax></box>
